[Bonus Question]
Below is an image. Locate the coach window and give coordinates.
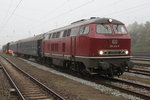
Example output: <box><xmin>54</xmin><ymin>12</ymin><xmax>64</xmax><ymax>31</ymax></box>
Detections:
<box><xmin>70</xmin><ymin>27</ymin><xmax>79</xmax><ymax>36</ymax></box>
<box><xmin>80</xmin><ymin>25</ymin><xmax>89</xmax><ymax>35</ymax></box>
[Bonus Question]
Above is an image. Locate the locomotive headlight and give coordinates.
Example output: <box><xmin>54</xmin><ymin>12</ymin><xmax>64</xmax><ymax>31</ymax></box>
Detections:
<box><xmin>99</xmin><ymin>50</ymin><xmax>104</xmax><ymax>55</ymax></box>
<box><xmin>108</xmin><ymin>18</ymin><xmax>112</xmax><ymax>23</ymax></box>
<box><xmin>125</xmin><ymin>50</ymin><xmax>129</xmax><ymax>55</ymax></box>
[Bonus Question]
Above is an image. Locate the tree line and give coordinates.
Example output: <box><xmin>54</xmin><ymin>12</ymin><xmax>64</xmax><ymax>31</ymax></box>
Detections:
<box><xmin>127</xmin><ymin>21</ymin><xmax>150</xmax><ymax>52</ymax></box>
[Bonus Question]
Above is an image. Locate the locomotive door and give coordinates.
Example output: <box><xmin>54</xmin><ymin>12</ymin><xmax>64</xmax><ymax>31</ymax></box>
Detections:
<box><xmin>37</xmin><ymin>40</ymin><xmax>42</xmax><ymax>56</ymax></box>
<box><xmin>71</xmin><ymin>37</ymin><xmax>76</xmax><ymax>56</ymax></box>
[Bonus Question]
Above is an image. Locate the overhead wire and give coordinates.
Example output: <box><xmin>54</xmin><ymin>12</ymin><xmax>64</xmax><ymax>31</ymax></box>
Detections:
<box><xmin>73</xmin><ymin>0</ymin><xmax>150</xmax><ymax>25</ymax></box>
<box><xmin>29</xmin><ymin>0</ymin><xmax>128</xmax><ymax>32</ymax></box>
<box><xmin>104</xmin><ymin>1</ymin><xmax>150</xmax><ymax>24</ymax></box>
<box><xmin>104</xmin><ymin>1</ymin><xmax>150</xmax><ymax>16</ymax></box>
<box><xmin>0</xmin><ymin>0</ymin><xmax>13</xmax><ymax>28</ymax></box>
<box><xmin>27</xmin><ymin>1</ymin><xmax>68</xmax><ymax>30</ymax></box>
<box><xmin>0</xmin><ymin>0</ymin><xmax>23</xmax><ymax>33</ymax></box>
<box><xmin>1</xmin><ymin>0</ymin><xmax>149</xmax><ymax>35</ymax></box>
<box><xmin>29</xmin><ymin>0</ymin><xmax>94</xmax><ymax>31</ymax></box>
<box><xmin>72</xmin><ymin>0</ymin><xmax>125</xmax><ymax>22</ymax></box>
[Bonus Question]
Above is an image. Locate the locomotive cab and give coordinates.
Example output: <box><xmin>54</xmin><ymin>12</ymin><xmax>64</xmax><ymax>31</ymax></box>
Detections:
<box><xmin>76</xmin><ymin>18</ymin><xmax>133</xmax><ymax>76</ymax></box>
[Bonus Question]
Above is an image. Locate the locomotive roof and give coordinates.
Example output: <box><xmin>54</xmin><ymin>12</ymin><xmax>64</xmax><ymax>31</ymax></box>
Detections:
<box><xmin>46</xmin><ymin>17</ymin><xmax>124</xmax><ymax>34</ymax></box>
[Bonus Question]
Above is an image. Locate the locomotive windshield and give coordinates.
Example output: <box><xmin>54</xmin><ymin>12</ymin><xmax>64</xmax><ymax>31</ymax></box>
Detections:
<box><xmin>113</xmin><ymin>24</ymin><xmax>127</xmax><ymax>34</ymax></box>
<box><xmin>96</xmin><ymin>24</ymin><xmax>127</xmax><ymax>34</ymax></box>
<box><xmin>96</xmin><ymin>24</ymin><xmax>112</xmax><ymax>34</ymax></box>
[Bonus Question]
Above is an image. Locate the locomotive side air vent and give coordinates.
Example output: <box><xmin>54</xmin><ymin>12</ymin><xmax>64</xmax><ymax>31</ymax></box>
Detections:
<box><xmin>71</xmin><ymin>19</ymin><xmax>86</xmax><ymax>24</ymax></box>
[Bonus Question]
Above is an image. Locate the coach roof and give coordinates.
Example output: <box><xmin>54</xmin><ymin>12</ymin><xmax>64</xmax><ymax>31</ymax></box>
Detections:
<box><xmin>18</xmin><ymin>34</ymin><xmax>45</xmax><ymax>43</ymax></box>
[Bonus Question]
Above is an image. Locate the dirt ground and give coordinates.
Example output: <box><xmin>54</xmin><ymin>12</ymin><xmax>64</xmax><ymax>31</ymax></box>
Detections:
<box><xmin>0</xmin><ymin>69</ymin><xmax>19</xmax><ymax>100</ymax></box>
<box><xmin>1</xmin><ymin>54</ymin><xmax>127</xmax><ymax>100</ymax></box>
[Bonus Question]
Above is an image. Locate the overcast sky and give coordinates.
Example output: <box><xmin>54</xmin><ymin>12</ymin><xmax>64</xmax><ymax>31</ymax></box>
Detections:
<box><xmin>0</xmin><ymin>0</ymin><xmax>150</xmax><ymax>48</ymax></box>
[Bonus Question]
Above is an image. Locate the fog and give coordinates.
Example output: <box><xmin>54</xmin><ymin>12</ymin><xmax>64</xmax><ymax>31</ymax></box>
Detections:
<box><xmin>0</xmin><ymin>0</ymin><xmax>150</xmax><ymax>48</ymax></box>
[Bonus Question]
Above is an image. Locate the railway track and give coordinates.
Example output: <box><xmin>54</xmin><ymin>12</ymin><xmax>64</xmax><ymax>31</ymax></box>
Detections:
<box><xmin>129</xmin><ymin>55</ymin><xmax>150</xmax><ymax>76</ymax></box>
<box><xmin>131</xmin><ymin>56</ymin><xmax>150</xmax><ymax>67</ymax></box>
<box><xmin>128</xmin><ymin>68</ymin><xmax>150</xmax><ymax>76</ymax></box>
<box><xmin>2</xmin><ymin>54</ymin><xmax>150</xmax><ymax>100</ymax></box>
<box><xmin>131</xmin><ymin>57</ymin><xmax>150</xmax><ymax>62</ymax></box>
<box><xmin>22</xmin><ymin>56</ymin><xmax>150</xmax><ymax>100</ymax></box>
<box><xmin>94</xmin><ymin>76</ymin><xmax>150</xmax><ymax>100</ymax></box>
<box><xmin>0</xmin><ymin>55</ymin><xmax>65</xmax><ymax>100</ymax></box>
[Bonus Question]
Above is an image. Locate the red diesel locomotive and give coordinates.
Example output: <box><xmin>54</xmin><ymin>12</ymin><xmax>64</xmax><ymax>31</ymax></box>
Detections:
<box><xmin>3</xmin><ymin>17</ymin><xmax>133</xmax><ymax>77</ymax></box>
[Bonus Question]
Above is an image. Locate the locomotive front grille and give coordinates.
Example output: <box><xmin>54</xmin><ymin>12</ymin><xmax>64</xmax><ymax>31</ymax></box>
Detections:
<box><xmin>108</xmin><ymin>50</ymin><xmax>122</xmax><ymax>54</ymax></box>
<box><xmin>102</xmin><ymin>50</ymin><xmax>128</xmax><ymax>55</ymax></box>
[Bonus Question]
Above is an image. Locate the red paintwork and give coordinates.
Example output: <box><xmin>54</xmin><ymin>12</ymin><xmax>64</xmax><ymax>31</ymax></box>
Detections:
<box><xmin>43</xmin><ymin>38</ymin><xmax>72</xmax><ymax>55</ymax></box>
<box><xmin>43</xmin><ymin>24</ymin><xmax>131</xmax><ymax>57</ymax></box>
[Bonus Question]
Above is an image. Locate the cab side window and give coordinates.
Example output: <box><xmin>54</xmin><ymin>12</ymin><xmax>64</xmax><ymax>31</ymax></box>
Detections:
<box><xmin>70</xmin><ymin>27</ymin><xmax>79</xmax><ymax>36</ymax></box>
<box><xmin>80</xmin><ymin>25</ymin><xmax>89</xmax><ymax>34</ymax></box>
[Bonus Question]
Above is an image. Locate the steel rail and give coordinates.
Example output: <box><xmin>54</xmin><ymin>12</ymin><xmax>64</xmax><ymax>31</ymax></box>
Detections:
<box><xmin>102</xmin><ymin>82</ymin><xmax>150</xmax><ymax>99</ymax></box>
<box><xmin>2</xmin><ymin>55</ymin><xmax>150</xmax><ymax>99</ymax></box>
<box><xmin>97</xmin><ymin>76</ymin><xmax>150</xmax><ymax>99</ymax></box>
<box><xmin>127</xmin><ymin>68</ymin><xmax>150</xmax><ymax>76</ymax></box>
<box><xmin>110</xmin><ymin>77</ymin><xmax>150</xmax><ymax>91</ymax></box>
<box><xmin>0</xmin><ymin>62</ymin><xmax>26</xmax><ymax>100</ymax></box>
<box><xmin>21</xmin><ymin>56</ymin><xmax>150</xmax><ymax>99</ymax></box>
<box><xmin>132</xmin><ymin>68</ymin><xmax>150</xmax><ymax>73</ymax></box>
<box><xmin>128</xmin><ymin>71</ymin><xmax>150</xmax><ymax>76</ymax></box>
<box><xmin>0</xmin><ymin>55</ymin><xmax>65</xmax><ymax>100</ymax></box>
<box><xmin>131</xmin><ymin>58</ymin><xmax>150</xmax><ymax>61</ymax></box>
<box><xmin>132</xmin><ymin>62</ymin><xmax>150</xmax><ymax>67</ymax></box>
